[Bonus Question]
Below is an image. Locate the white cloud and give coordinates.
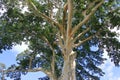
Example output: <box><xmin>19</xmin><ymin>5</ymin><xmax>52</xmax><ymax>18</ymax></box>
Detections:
<box><xmin>110</xmin><ymin>27</ymin><xmax>120</xmax><ymax>41</ymax></box>
<box><xmin>12</xmin><ymin>42</ymin><xmax>28</xmax><ymax>55</ymax></box>
<box><xmin>117</xmin><ymin>77</ymin><xmax>120</xmax><ymax>80</ymax></box>
<box><xmin>100</xmin><ymin>50</ymin><xmax>120</xmax><ymax>80</ymax></box>
<box><xmin>100</xmin><ymin>27</ymin><xmax>120</xmax><ymax>80</ymax></box>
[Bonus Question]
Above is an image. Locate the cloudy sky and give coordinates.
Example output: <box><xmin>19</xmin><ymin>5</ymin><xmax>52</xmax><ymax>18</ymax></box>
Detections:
<box><xmin>0</xmin><ymin>28</ymin><xmax>120</xmax><ymax>80</ymax></box>
<box><xmin>0</xmin><ymin>42</ymin><xmax>120</xmax><ymax>80</ymax></box>
<box><xmin>0</xmin><ymin>1</ymin><xmax>120</xmax><ymax>80</ymax></box>
<box><xmin>0</xmin><ymin>43</ymin><xmax>46</xmax><ymax>80</ymax></box>
<box><xmin>100</xmin><ymin>27</ymin><xmax>120</xmax><ymax>80</ymax></box>
<box><xmin>100</xmin><ymin>50</ymin><xmax>120</xmax><ymax>80</ymax></box>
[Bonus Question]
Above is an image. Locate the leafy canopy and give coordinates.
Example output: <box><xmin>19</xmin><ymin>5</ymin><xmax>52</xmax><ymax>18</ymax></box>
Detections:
<box><xmin>0</xmin><ymin>0</ymin><xmax>120</xmax><ymax>80</ymax></box>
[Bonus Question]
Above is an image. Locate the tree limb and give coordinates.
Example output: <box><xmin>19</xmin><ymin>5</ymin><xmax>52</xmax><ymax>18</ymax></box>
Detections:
<box><xmin>1</xmin><ymin>68</ymin><xmax>51</xmax><ymax>77</ymax></box>
<box><xmin>26</xmin><ymin>0</ymin><xmax>63</xmax><ymax>33</ymax></box>
<box><xmin>65</xmin><ymin>0</ymin><xmax>73</xmax><ymax>50</ymax></box>
<box><xmin>67</xmin><ymin>0</ymin><xmax>73</xmax><ymax>38</ymax></box>
<box><xmin>82</xmin><ymin>0</ymin><xmax>98</xmax><ymax>17</ymax></box>
<box><xmin>62</xmin><ymin>2</ymin><xmax>68</xmax><ymax>41</ymax></box>
<box><xmin>74</xmin><ymin>36</ymin><xmax>93</xmax><ymax>47</ymax></box>
<box><xmin>71</xmin><ymin>0</ymin><xmax>104</xmax><ymax>36</ymax></box>
<box><xmin>62</xmin><ymin>2</ymin><xmax>68</xmax><ymax>27</ymax></box>
<box><xmin>42</xmin><ymin>36</ymin><xmax>56</xmax><ymax>76</ymax></box>
<box><xmin>74</xmin><ymin>30</ymin><xmax>100</xmax><ymax>47</ymax></box>
<box><xmin>73</xmin><ymin>27</ymin><xmax>91</xmax><ymax>43</ymax></box>
<box><xmin>67</xmin><ymin>0</ymin><xmax>73</xmax><ymax>37</ymax></box>
<box><xmin>29</xmin><ymin>55</ymin><xmax>34</xmax><ymax>69</ymax></box>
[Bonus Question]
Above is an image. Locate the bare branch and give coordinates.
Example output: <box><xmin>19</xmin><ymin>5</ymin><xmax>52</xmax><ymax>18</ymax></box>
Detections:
<box><xmin>71</xmin><ymin>0</ymin><xmax>104</xmax><ymax>36</ymax></box>
<box><xmin>26</xmin><ymin>0</ymin><xmax>63</xmax><ymax>33</ymax></box>
<box><xmin>65</xmin><ymin>0</ymin><xmax>73</xmax><ymax>50</ymax></box>
<box><xmin>29</xmin><ymin>55</ymin><xmax>33</xmax><ymax>69</ymax></box>
<box><xmin>82</xmin><ymin>0</ymin><xmax>98</xmax><ymax>17</ymax></box>
<box><xmin>62</xmin><ymin>2</ymin><xmax>68</xmax><ymax>41</ymax></box>
<box><xmin>74</xmin><ymin>36</ymin><xmax>93</xmax><ymax>47</ymax></box>
<box><xmin>56</xmin><ymin>32</ymin><xmax>66</xmax><ymax>57</ymax></box>
<box><xmin>27</xmin><ymin>68</ymin><xmax>51</xmax><ymax>75</ymax></box>
<box><xmin>51</xmin><ymin>52</ymin><xmax>55</xmax><ymax>76</ymax></box>
<box><xmin>67</xmin><ymin>0</ymin><xmax>73</xmax><ymax>36</ymax></box>
<box><xmin>74</xmin><ymin>30</ymin><xmax>100</xmax><ymax>47</ymax></box>
<box><xmin>1</xmin><ymin>68</ymin><xmax>51</xmax><ymax>77</ymax></box>
<box><xmin>73</xmin><ymin>27</ymin><xmax>91</xmax><ymax>43</ymax></box>
<box><xmin>62</xmin><ymin>2</ymin><xmax>68</xmax><ymax>27</ymax></box>
<box><xmin>42</xmin><ymin>36</ymin><xmax>53</xmax><ymax>50</ymax></box>
<box><xmin>42</xmin><ymin>36</ymin><xmax>56</xmax><ymax>76</ymax></box>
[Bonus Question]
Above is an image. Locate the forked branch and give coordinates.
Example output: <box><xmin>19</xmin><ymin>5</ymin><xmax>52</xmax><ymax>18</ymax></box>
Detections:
<box><xmin>65</xmin><ymin>0</ymin><xmax>73</xmax><ymax>48</ymax></box>
<box><xmin>82</xmin><ymin>0</ymin><xmax>98</xmax><ymax>17</ymax></box>
<box><xmin>74</xmin><ymin>30</ymin><xmax>100</xmax><ymax>47</ymax></box>
<box><xmin>26</xmin><ymin>0</ymin><xmax>63</xmax><ymax>33</ymax></box>
<box><xmin>74</xmin><ymin>36</ymin><xmax>93</xmax><ymax>47</ymax></box>
<box><xmin>71</xmin><ymin>0</ymin><xmax>104</xmax><ymax>36</ymax></box>
<box><xmin>73</xmin><ymin>27</ymin><xmax>91</xmax><ymax>43</ymax></box>
<box><xmin>61</xmin><ymin>2</ymin><xmax>68</xmax><ymax>41</ymax></box>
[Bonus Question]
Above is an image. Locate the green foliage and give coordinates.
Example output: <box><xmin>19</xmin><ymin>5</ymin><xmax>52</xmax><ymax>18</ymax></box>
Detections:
<box><xmin>0</xmin><ymin>0</ymin><xmax>120</xmax><ymax>80</ymax></box>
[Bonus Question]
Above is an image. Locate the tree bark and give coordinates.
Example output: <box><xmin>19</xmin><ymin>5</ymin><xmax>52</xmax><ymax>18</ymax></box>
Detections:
<box><xmin>49</xmin><ymin>75</ymin><xmax>57</xmax><ymax>80</ymax></box>
<box><xmin>60</xmin><ymin>51</ymin><xmax>76</xmax><ymax>80</ymax></box>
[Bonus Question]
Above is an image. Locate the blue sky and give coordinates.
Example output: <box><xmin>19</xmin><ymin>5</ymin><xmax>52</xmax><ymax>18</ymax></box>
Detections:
<box><xmin>0</xmin><ymin>2</ymin><xmax>120</xmax><ymax>80</ymax></box>
<box><xmin>0</xmin><ymin>28</ymin><xmax>120</xmax><ymax>80</ymax></box>
<box><xmin>100</xmin><ymin>50</ymin><xmax>120</xmax><ymax>80</ymax></box>
<box><xmin>0</xmin><ymin>43</ymin><xmax>46</xmax><ymax>80</ymax></box>
<box><xmin>0</xmin><ymin>40</ymin><xmax>120</xmax><ymax>80</ymax></box>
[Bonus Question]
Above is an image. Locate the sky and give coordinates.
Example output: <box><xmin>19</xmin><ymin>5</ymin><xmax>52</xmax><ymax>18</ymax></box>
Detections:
<box><xmin>0</xmin><ymin>34</ymin><xmax>120</xmax><ymax>80</ymax></box>
<box><xmin>100</xmin><ymin>28</ymin><xmax>120</xmax><ymax>80</ymax></box>
<box><xmin>0</xmin><ymin>43</ymin><xmax>46</xmax><ymax>80</ymax></box>
<box><xmin>0</xmin><ymin>4</ymin><xmax>120</xmax><ymax>80</ymax></box>
<box><xmin>100</xmin><ymin>50</ymin><xmax>120</xmax><ymax>80</ymax></box>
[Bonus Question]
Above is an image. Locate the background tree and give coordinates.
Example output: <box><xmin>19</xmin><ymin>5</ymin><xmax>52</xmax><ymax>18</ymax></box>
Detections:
<box><xmin>0</xmin><ymin>0</ymin><xmax>120</xmax><ymax>80</ymax></box>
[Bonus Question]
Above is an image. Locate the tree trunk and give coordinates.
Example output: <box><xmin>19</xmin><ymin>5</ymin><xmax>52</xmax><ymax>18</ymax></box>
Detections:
<box><xmin>61</xmin><ymin>51</ymin><xmax>76</xmax><ymax>80</ymax></box>
<box><xmin>49</xmin><ymin>75</ymin><xmax>57</xmax><ymax>80</ymax></box>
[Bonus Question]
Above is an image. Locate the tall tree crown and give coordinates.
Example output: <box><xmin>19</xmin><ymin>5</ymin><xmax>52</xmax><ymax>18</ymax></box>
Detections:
<box><xmin>0</xmin><ymin>0</ymin><xmax>120</xmax><ymax>80</ymax></box>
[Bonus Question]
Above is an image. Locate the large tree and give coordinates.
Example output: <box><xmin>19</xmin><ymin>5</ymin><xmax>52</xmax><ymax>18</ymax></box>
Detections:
<box><xmin>0</xmin><ymin>0</ymin><xmax>120</xmax><ymax>80</ymax></box>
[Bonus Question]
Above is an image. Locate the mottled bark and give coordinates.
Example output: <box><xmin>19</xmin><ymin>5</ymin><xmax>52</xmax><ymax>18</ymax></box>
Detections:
<box><xmin>61</xmin><ymin>51</ymin><xmax>76</xmax><ymax>80</ymax></box>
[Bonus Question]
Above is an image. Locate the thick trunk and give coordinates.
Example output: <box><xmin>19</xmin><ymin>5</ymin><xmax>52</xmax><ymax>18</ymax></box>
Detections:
<box><xmin>60</xmin><ymin>51</ymin><xmax>76</xmax><ymax>80</ymax></box>
<box><xmin>49</xmin><ymin>75</ymin><xmax>57</xmax><ymax>80</ymax></box>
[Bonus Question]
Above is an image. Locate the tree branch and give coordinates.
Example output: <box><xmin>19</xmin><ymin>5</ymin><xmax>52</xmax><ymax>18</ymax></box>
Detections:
<box><xmin>62</xmin><ymin>2</ymin><xmax>68</xmax><ymax>41</ymax></box>
<box><xmin>74</xmin><ymin>36</ymin><xmax>93</xmax><ymax>47</ymax></box>
<box><xmin>71</xmin><ymin>0</ymin><xmax>104</xmax><ymax>36</ymax></box>
<box><xmin>29</xmin><ymin>55</ymin><xmax>34</xmax><ymax>69</ymax></box>
<box><xmin>82</xmin><ymin>0</ymin><xmax>98</xmax><ymax>17</ymax></box>
<box><xmin>1</xmin><ymin>68</ymin><xmax>51</xmax><ymax>77</ymax></box>
<box><xmin>65</xmin><ymin>0</ymin><xmax>73</xmax><ymax>50</ymax></box>
<box><xmin>42</xmin><ymin>36</ymin><xmax>56</xmax><ymax>76</ymax></box>
<box><xmin>74</xmin><ymin>30</ymin><xmax>100</xmax><ymax>47</ymax></box>
<box><xmin>66</xmin><ymin>0</ymin><xmax>73</xmax><ymax>39</ymax></box>
<box><xmin>26</xmin><ymin>0</ymin><xmax>63</xmax><ymax>33</ymax></box>
<box><xmin>62</xmin><ymin>2</ymin><xmax>68</xmax><ymax>27</ymax></box>
<box><xmin>27</xmin><ymin>68</ymin><xmax>51</xmax><ymax>75</ymax></box>
<box><xmin>67</xmin><ymin>0</ymin><xmax>73</xmax><ymax>37</ymax></box>
<box><xmin>73</xmin><ymin>27</ymin><xmax>91</xmax><ymax>43</ymax></box>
